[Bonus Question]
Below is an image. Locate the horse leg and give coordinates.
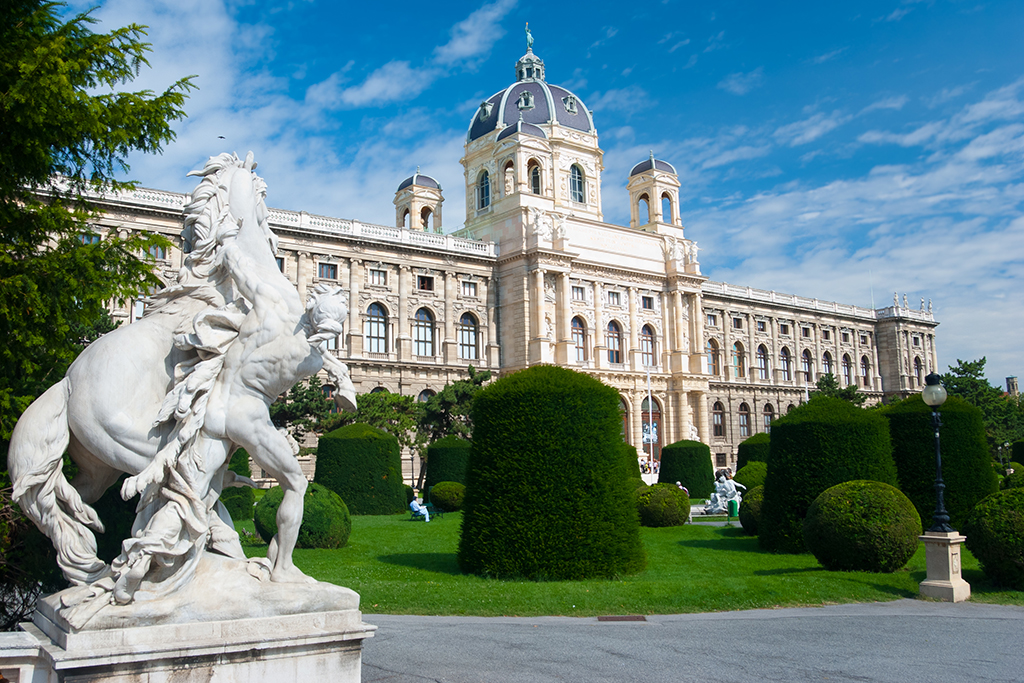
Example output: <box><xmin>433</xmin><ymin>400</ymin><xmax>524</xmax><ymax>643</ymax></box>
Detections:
<box><xmin>67</xmin><ymin>433</ymin><xmax>124</xmax><ymax>505</ymax></box>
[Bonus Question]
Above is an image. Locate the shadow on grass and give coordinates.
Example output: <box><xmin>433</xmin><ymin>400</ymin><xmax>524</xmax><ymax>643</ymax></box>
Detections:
<box><xmin>753</xmin><ymin>567</ymin><xmax>823</xmax><ymax>576</ymax></box>
<box><xmin>378</xmin><ymin>552</ymin><xmax>462</xmax><ymax>576</ymax></box>
<box><xmin>678</xmin><ymin>532</ymin><xmax>762</xmax><ymax>553</ymax></box>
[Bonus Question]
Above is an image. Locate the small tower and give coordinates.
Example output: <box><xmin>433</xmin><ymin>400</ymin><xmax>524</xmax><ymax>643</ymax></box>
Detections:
<box><xmin>627</xmin><ymin>152</ymin><xmax>681</xmax><ymax>232</ymax></box>
<box><xmin>394</xmin><ymin>169</ymin><xmax>443</xmax><ymax>233</ymax></box>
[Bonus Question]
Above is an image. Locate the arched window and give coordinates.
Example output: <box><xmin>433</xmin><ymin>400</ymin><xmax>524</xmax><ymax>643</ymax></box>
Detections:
<box><xmin>641</xmin><ymin>397</ymin><xmax>662</xmax><ymax>460</ymax></box>
<box><xmin>477</xmin><ymin>170</ymin><xmax>490</xmax><ymax>209</ymax></box>
<box><xmin>640</xmin><ymin>325</ymin><xmax>655</xmax><ymax>367</ymax></box>
<box><xmin>503</xmin><ymin>160</ymin><xmax>514</xmax><ymax>197</ymax></box>
<box><xmin>638</xmin><ymin>193</ymin><xmax>650</xmax><ymax>224</ymax></box>
<box><xmin>661</xmin><ymin>193</ymin><xmax>673</xmax><ymax>223</ymax></box>
<box><xmin>732</xmin><ymin>342</ymin><xmax>745</xmax><ymax>378</ymax></box>
<box><xmin>842</xmin><ymin>354</ymin><xmax>852</xmax><ymax>386</ymax></box>
<box><xmin>417</xmin><ymin>389</ymin><xmax>436</xmax><ymax>403</ymax></box>
<box><xmin>739</xmin><ymin>403</ymin><xmax>751</xmax><ymax>438</ymax></box>
<box><xmin>756</xmin><ymin>345</ymin><xmax>769</xmax><ymax>380</ymax></box>
<box><xmin>370</xmin><ymin>386</ymin><xmax>389</xmax><ymax>394</ymax></box>
<box><xmin>365</xmin><ymin>302</ymin><xmax>388</xmax><ymax>353</ymax></box>
<box><xmin>706</xmin><ymin>339</ymin><xmax>721</xmax><ymax>376</ymax></box>
<box><xmin>607</xmin><ymin>321</ymin><xmax>622</xmax><ymax>364</ymax></box>
<box><xmin>420</xmin><ymin>207</ymin><xmax>432</xmax><ymax>231</ymax></box>
<box><xmin>570</xmin><ymin>165</ymin><xmax>585</xmax><ymax>203</ymax></box>
<box><xmin>801</xmin><ymin>349</ymin><xmax>813</xmax><ymax>380</ymax></box>
<box><xmin>401</xmin><ymin>209</ymin><xmax>410</xmax><ymax>228</ymax></box>
<box><xmin>572</xmin><ymin>317</ymin><xmax>587</xmax><ymax>362</ymax></box>
<box><xmin>413</xmin><ymin>307</ymin><xmax>434</xmax><ymax>356</ymax></box>
<box><xmin>529</xmin><ymin>162</ymin><xmax>542</xmax><ymax>195</ymax></box>
<box><xmin>763</xmin><ymin>403</ymin><xmax>775</xmax><ymax>432</ymax></box>
<box><xmin>861</xmin><ymin>355</ymin><xmax>871</xmax><ymax>388</ymax></box>
<box><xmin>458</xmin><ymin>313</ymin><xmax>479</xmax><ymax>360</ymax></box>
<box><xmin>914</xmin><ymin>357</ymin><xmax>923</xmax><ymax>386</ymax></box>
<box><xmin>780</xmin><ymin>347</ymin><xmax>792</xmax><ymax>381</ymax></box>
<box><xmin>823</xmin><ymin>351</ymin><xmax>834</xmax><ymax>376</ymax></box>
<box><xmin>712</xmin><ymin>401</ymin><xmax>725</xmax><ymax>437</ymax></box>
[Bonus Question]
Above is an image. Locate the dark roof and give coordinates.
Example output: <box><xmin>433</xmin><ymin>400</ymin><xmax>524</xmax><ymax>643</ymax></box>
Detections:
<box><xmin>397</xmin><ymin>172</ymin><xmax>440</xmax><ymax>191</ymax></box>
<box><xmin>467</xmin><ymin>79</ymin><xmax>595</xmax><ymax>142</ymax></box>
<box><xmin>496</xmin><ymin>119</ymin><xmax>547</xmax><ymax>141</ymax></box>
<box><xmin>629</xmin><ymin>157</ymin><xmax>678</xmax><ymax>177</ymax></box>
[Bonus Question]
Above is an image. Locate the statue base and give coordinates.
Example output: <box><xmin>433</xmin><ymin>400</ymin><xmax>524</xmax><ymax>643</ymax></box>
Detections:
<box><xmin>919</xmin><ymin>530</ymin><xmax>971</xmax><ymax>603</ymax></box>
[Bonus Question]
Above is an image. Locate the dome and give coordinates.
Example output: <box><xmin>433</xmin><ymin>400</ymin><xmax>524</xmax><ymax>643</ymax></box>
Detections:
<box><xmin>397</xmin><ymin>171</ymin><xmax>440</xmax><ymax>192</ymax></box>
<box><xmin>629</xmin><ymin>153</ymin><xmax>677</xmax><ymax>177</ymax></box>
<box><xmin>467</xmin><ymin>50</ymin><xmax>596</xmax><ymax>142</ymax></box>
<box><xmin>496</xmin><ymin>116</ymin><xmax>547</xmax><ymax>141</ymax></box>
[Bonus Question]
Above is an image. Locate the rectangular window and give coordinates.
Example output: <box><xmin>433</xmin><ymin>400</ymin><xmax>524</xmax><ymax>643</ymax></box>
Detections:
<box><xmin>418</xmin><ymin>275</ymin><xmax>434</xmax><ymax>291</ymax></box>
<box><xmin>608</xmin><ymin>291</ymin><xmax>621</xmax><ymax>306</ymax></box>
<box><xmin>715</xmin><ymin>453</ymin><xmax>727</xmax><ymax>467</ymax></box>
<box><xmin>147</xmin><ymin>244</ymin><xmax>167</xmax><ymax>260</ymax></box>
<box><xmin>757</xmin><ymin>320</ymin><xmax>766</xmax><ymax>332</ymax></box>
<box><xmin>276</xmin><ymin>257</ymin><xmax>284</xmax><ymax>272</ymax></box>
<box><xmin>370</xmin><ymin>269</ymin><xmax>387</xmax><ymax>286</ymax></box>
<box><xmin>462</xmin><ymin>281</ymin><xmax>477</xmax><ymax>297</ymax></box>
<box><xmin>641</xmin><ymin>296</ymin><xmax>654</xmax><ymax>310</ymax></box>
<box><xmin>913</xmin><ymin>336</ymin><xmax>921</xmax><ymax>347</ymax></box>
<box><xmin>842</xmin><ymin>331</ymin><xmax>850</xmax><ymax>343</ymax></box>
<box><xmin>860</xmin><ymin>333</ymin><xmax>869</xmax><ymax>345</ymax></box>
<box><xmin>823</xmin><ymin>329</ymin><xmax>830</xmax><ymax>341</ymax></box>
<box><xmin>733</xmin><ymin>317</ymin><xmax>743</xmax><ymax>330</ymax></box>
<box><xmin>713</xmin><ymin>413</ymin><xmax>724</xmax><ymax>437</ymax></box>
<box><xmin>707</xmin><ymin>314</ymin><xmax>718</xmax><ymax>327</ymax></box>
<box><xmin>780</xmin><ymin>324</ymin><xmax>790</xmax><ymax>336</ymax></box>
<box><xmin>318</xmin><ymin>263</ymin><xmax>337</xmax><ymax>279</ymax></box>
<box><xmin>572</xmin><ymin>285</ymin><xmax>585</xmax><ymax>301</ymax></box>
<box><xmin>80</xmin><ymin>233</ymin><xmax>101</xmax><ymax>245</ymax></box>
<box><xmin>323</xmin><ymin>335</ymin><xmax>337</xmax><ymax>350</ymax></box>
<box><xmin>802</xmin><ymin>327</ymin><xmax>811</xmax><ymax>338</ymax></box>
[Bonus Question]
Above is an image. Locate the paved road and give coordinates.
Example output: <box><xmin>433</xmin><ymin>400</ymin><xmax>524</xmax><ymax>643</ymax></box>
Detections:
<box><xmin>362</xmin><ymin>599</ymin><xmax>1024</xmax><ymax>682</ymax></box>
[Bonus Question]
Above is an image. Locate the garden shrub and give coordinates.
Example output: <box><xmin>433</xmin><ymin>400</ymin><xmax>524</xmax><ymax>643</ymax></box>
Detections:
<box><xmin>1003</xmin><ymin>463</ymin><xmax>1024</xmax><ymax>490</ymax></box>
<box><xmin>220</xmin><ymin>447</ymin><xmax>256</xmax><ymax>521</ymax></box>
<box><xmin>314</xmin><ymin>423</ymin><xmax>406</xmax><ymax>515</ymax></box>
<box><xmin>636</xmin><ymin>483</ymin><xmax>690</xmax><ymax>527</ymax></box>
<box><xmin>962</xmin><ymin>489</ymin><xmax>1024</xmax><ymax>589</ymax></box>
<box><xmin>618</xmin><ymin>442</ymin><xmax>643</xmax><ymax>479</ymax></box>
<box><xmin>430</xmin><ymin>481</ymin><xmax>466</xmax><ymax>512</ymax></box>
<box><xmin>733</xmin><ymin>461</ymin><xmax>767</xmax><ymax>491</ymax></box>
<box><xmin>458</xmin><ymin>366</ymin><xmax>645</xmax><ymax>579</ymax></box>
<box><xmin>882</xmin><ymin>395</ymin><xmax>997</xmax><ymax>529</ymax></box>
<box><xmin>738</xmin><ymin>485</ymin><xmax>764</xmax><ymax>536</ymax></box>
<box><xmin>253</xmin><ymin>482</ymin><xmax>351</xmax><ymax>549</ymax></box>
<box><xmin>405</xmin><ymin>484</ymin><xmax>415</xmax><ymax>504</ymax></box>
<box><xmin>803</xmin><ymin>481</ymin><xmax>921</xmax><ymax>572</ymax></box>
<box><xmin>657</xmin><ymin>440</ymin><xmax>714</xmax><ymax>498</ymax></box>
<box><xmin>736</xmin><ymin>432</ymin><xmax>770</xmax><ymax>472</ymax></box>
<box><xmin>759</xmin><ymin>396</ymin><xmax>897</xmax><ymax>553</ymax></box>
<box><xmin>423</xmin><ymin>435</ymin><xmax>472</xmax><ymax>491</ymax></box>
<box><xmin>1012</xmin><ymin>441</ymin><xmax>1024</xmax><ymax>464</ymax></box>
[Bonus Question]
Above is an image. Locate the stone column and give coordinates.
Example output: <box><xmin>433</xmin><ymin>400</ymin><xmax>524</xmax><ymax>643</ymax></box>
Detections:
<box><xmin>554</xmin><ymin>271</ymin><xmax>572</xmax><ymax>364</ymax></box>
<box><xmin>347</xmin><ymin>258</ymin><xmax>362</xmax><ymax>358</ymax></box>
<box><xmin>632</xmin><ymin>392</ymin><xmax>645</xmax><ymax>461</ymax></box>
<box><xmin>484</xmin><ymin>277</ymin><xmax>500</xmax><ymax>368</ymax></box>
<box><xmin>690</xmin><ymin>292</ymin><xmax>704</xmax><ymax>374</ymax></box>
<box><xmin>671</xmin><ymin>290</ymin><xmax>685</xmax><ymax>373</ymax></box>
<box><xmin>593</xmin><ymin>281</ymin><xmax>606</xmax><ymax>368</ymax></box>
<box><xmin>693</xmin><ymin>390</ymin><xmax>709</xmax><ymax>443</ymax></box>
<box><xmin>296</xmin><ymin>251</ymin><xmax>309</xmax><ymax>301</ymax></box>
<box><xmin>528</xmin><ymin>268</ymin><xmax>546</xmax><ymax>364</ymax></box>
<box><xmin>443</xmin><ymin>271</ymin><xmax>457</xmax><ymax>363</ymax></box>
<box><xmin>396</xmin><ymin>266</ymin><xmax>411</xmax><ymax>360</ymax></box>
<box><xmin>628</xmin><ymin>287</ymin><xmax>639</xmax><ymax>370</ymax></box>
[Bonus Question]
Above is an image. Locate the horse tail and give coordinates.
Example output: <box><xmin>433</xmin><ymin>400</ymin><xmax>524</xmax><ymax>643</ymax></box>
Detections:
<box><xmin>9</xmin><ymin>378</ymin><xmax>108</xmax><ymax>585</ymax></box>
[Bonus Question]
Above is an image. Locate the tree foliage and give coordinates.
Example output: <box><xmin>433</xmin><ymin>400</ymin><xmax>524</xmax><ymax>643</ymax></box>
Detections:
<box><xmin>319</xmin><ymin>390</ymin><xmax>423</xmax><ymax>452</ymax></box>
<box><xmin>418</xmin><ymin>365</ymin><xmax>491</xmax><ymax>443</ymax></box>
<box><xmin>941</xmin><ymin>358</ymin><xmax>1024</xmax><ymax>456</ymax></box>
<box><xmin>809</xmin><ymin>373</ymin><xmax>866</xmax><ymax>406</ymax></box>
<box><xmin>269</xmin><ymin>375</ymin><xmax>333</xmax><ymax>441</ymax></box>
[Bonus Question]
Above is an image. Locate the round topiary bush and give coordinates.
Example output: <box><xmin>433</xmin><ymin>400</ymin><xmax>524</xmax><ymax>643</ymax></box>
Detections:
<box><xmin>802</xmin><ymin>481</ymin><xmax>921</xmax><ymax>572</ymax></box>
<box><xmin>738</xmin><ymin>485</ymin><xmax>764</xmax><ymax>536</ymax></box>
<box><xmin>962</xmin><ymin>489</ymin><xmax>1024</xmax><ymax>589</ymax></box>
<box><xmin>423</xmin><ymin>435</ymin><xmax>472</xmax><ymax>492</ymax></box>
<box><xmin>314</xmin><ymin>423</ymin><xmax>406</xmax><ymax>515</ymax></box>
<box><xmin>759</xmin><ymin>396</ymin><xmax>898</xmax><ymax>554</ymax></box>
<box><xmin>220</xmin><ymin>447</ymin><xmax>256</xmax><ymax>522</ymax></box>
<box><xmin>736</xmin><ymin>432</ymin><xmax>770</xmax><ymax>472</ymax></box>
<box><xmin>253</xmin><ymin>482</ymin><xmax>351</xmax><ymax>549</ymax></box>
<box><xmin>658</xmin><ymin>440</ymin><xmax>714</xmax><ymax>498</ymax></box>
<box><xmin>430</xmin><ymin>481</ymin><xmax>466</xmax><ymax>512</ymax></box>
<box><xmin>636</xmin><ymin>483</ymin><xmax>690</xmax><ymax>527</ymax></box>
<box><xmin>734</xmin><ymin>461</ymin><xmax>767</xmax><ymax>491</ymax></box>
<box><xmin>458</xmin><ymin>366</ymin><xmax>646</xmax><ymax>580</ymax></box>
<box><xmin>882</xmin><ymin>395</ymin><xmax>998</xmax><ymax>529</ymax></box>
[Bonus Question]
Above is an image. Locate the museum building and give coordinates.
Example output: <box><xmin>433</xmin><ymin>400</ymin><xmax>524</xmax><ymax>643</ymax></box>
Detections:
<box><xmin>85</xmin><ymin>46</ymin><xmax>939</xmax><ymax>476</ymax></box>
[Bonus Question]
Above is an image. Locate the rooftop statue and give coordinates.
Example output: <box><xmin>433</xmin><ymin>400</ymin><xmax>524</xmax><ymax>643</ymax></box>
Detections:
<box><xmin>526</xmin><ymin>22</ymin><xmax>533</xmax><ymax>50</ymax></box>
<box><xmin>9</xmin><ymin>152</ymin><xmax>357</xmax><ymax>629</ymax></box>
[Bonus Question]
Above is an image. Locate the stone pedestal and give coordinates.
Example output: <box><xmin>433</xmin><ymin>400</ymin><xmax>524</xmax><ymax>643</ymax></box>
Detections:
<box><xmin>919</xmin><ymin>530</ymin><xmax>971</xmax><ymax>603</ymax></box>
<box><xmin>2</xmin><ymin>608</ymin><xmax>375</xmax><ymax>683</ymax></box>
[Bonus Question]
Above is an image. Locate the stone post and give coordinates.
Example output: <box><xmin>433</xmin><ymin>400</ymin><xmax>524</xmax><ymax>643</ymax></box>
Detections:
<box><xmin>919</xmin><ymin>531</ymin><xmax>971</xmax><ymax>602</ymax></box>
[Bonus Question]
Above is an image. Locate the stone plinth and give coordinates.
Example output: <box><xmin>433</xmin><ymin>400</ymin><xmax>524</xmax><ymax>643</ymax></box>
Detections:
<box><xmin>2</xmin><ymin>608</ymin><xmax>375</xmax><ymax>683</ymax></box>
<box><xmin>919</xmin><ymin>530</ymin><xmax>971</xmax><ymax>603</ymax></box>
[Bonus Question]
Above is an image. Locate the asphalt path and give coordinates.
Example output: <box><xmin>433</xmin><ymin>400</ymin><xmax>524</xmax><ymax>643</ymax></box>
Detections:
<box><xmin>361</xmin><ymin>599</ymin><xmax>1024</xmax><ymax>682</ymax></box>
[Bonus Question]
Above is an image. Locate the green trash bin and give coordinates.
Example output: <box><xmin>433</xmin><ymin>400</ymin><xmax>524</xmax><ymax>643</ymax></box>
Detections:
<box><xmin>727</xmin><ymin>499</ymin><xmax>739</xmax><ymax>517</ymax></box>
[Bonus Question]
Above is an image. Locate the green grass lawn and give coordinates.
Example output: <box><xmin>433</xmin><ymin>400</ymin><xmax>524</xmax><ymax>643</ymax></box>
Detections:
<box><xmin>236</xmin><ymin>513</ymin><xmax>1023</xmax><ymax>616</ymax></box>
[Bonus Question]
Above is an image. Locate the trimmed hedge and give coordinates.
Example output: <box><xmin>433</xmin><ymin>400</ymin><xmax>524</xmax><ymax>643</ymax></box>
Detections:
<box><xmin>423</xmin><ymin>435</ymin><xmax>472</xmax><ymax>491</ymax></box>
<box><xmin>1013</xmin><ymin>441</ymin><xmax>1024</xmax><ymax>464</ymax></box>
<box><xmin>253</xmin><ymin>482</ymin><xmax>351</xmax><ymax>549</ymax></box>
<box><xmin>658</xmin><ymin>440</ymin><xmax>714</xmax><ymax>498</ymax></box>
<box><xmin>430</xmin><ymin>481</ymin><xmax>466</xmax><ymax>512</ymax></box>
<box><xmin>458</xmin><ymin>366</ymin><xmax>646</xmax><ymax>579</ymax></box>
<box><xmin>759</xmin><ymin>397</ymin><xmax>898</xmax><ymax>553</ymax></box>
<box><xmin>220</xmin><ymin>447</ymin><xmax>256</xmax><ymax>521</ymax></box>
<box><xmin>1003</xmin><ymin>462</ymin><xmax>1024</xmax><ymax>490</ymax></box>
<box><xmin>636</xmin><ymin>483</ymin><xmax>690</xmax><ymax>527</ymax></box>
<box><xmin>882</xmin><ymin>395</ymin><xmax>998</xmax><ymax>529</ymax></box>
<box><xmin>738</xmin><ymin>485</ymin><xmax>764</xmax><ymax>536</ymax></box>
<box><xmin>405</xmin><ymin>484</ymin><xmax>415</xmax><ymax>504</ymax></box>
<box><xmin>314</xmin><ymin>423</ymin><xmax>406</xmax><ymax>515</ymax></box>
<box><xmin>734</xmin><ymin>461</ymin><xmax>767</xmax><ymax>491</ymax></box>
<box><xmin>963</xmin><ymin>489</ymin><xmax>1024</xmax><ymax>589</ymax></box>
<box><xmin>618</xmin><ymin>443</ymin><xmax>643</xmax><ymax>479</ymax></box>
<box><xmin>736</xmin><ymin>432</ymin><xmax>771</xmax><ymax>472</ymax></box>
<box><xmin>803</xmin><ymin>481</ymin><xmax>921</xmax><ymax>572</ymax></box>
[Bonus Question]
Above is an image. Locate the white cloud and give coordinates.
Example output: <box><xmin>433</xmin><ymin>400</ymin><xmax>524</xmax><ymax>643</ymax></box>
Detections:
<box><xmin>433</xmin><ymin>0</ymin><xmax>517</xmax><ymax>66</ymax></box>
<box><xmin>860</xmin><ymin>95</ymin><xmax>909</xmax><ymax>114</ymax></box>
<box><xmin>717</xmin><ymin>67</ymin><xmax>764</xmax><ymax>95</ymax></box>
<box><xmin>774</xmin><ymin>111</ymin><xmax>851</xmax><ymax>146</ymax></box>
<box><xmin>310</xmin><ymin>61</ymin><xmax>441</xmax><ymax>109</ymax></box>
<box><xmin>810</xmin><ymin>48</ymin><xmax>847</xmax><ymax>64</ymax></box>
<box><xmin>587</xmin><ymin>86</ymin><xmax>653</xmax><ymax>113</ymax></box>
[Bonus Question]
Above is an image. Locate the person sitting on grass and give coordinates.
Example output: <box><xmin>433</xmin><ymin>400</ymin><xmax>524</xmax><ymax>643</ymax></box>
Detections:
<box><xmin>410</xmin><ymin>498</ymin><xmax>430</xmax><ymax>522</ymax></box>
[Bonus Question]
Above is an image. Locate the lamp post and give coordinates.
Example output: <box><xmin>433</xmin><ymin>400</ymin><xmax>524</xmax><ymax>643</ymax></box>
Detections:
<box><xmin>918</xmin><ymin>371</ymin><xmax>971</xmax><ymax>602</ymax></box>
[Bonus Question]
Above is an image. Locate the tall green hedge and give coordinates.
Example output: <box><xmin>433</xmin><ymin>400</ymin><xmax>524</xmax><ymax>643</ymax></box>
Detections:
<box><xmin>423</xmin><ymin>435</ymin><xmax>472</xmax><ymax>491</ymax></box>
<box><xmin>618</xmin><ymin>443</ymin><xmax>643</xmax><ymax>479</ymax></box>
<box><xmin>759</xmin><ymin>397</ymin><xmax>897</xmax><ymax>553</ymax></box>
<box><xmin>658</xmin><ymin>440</ymin><xmax>714</xmax><ymax>498</ymax></box>
<box><xmin>882</xmin><ymin>395</ymin><xmax>997</xmax><ymax>529</ymax></box>
<box><xmin>314</xmin><ymin>423</ymin><xmax>406</xmax><ymax>515</ymax></box>
<box><xmin>220</xmin><ymin>447</ymin><xmax>256</xmax><ymax>521</ymax></box>
<box><xmin>1012</xmin><ymin>441</ymin><xmax>1024</xmax><ymax>464</ymax></box>
<box><xmin>736</xmin><ymin>432</ymin><xmax>771</xmax><ymax>472</ymax></box>
<box><xmin>733</xmin><ymin>461</ymin><xmax>768</xmax><ymax>491</ymax></box>
<box><xmin>458</xmin><ymin>366</ymin><xmax>645</xmax><ymax>579</ymax></box>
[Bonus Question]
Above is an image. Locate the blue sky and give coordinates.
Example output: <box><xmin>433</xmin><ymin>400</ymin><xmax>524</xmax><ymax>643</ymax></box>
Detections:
<box><xmin>72</xmin><ymin>0</ymin><xmax>1023</xmax><ymax>387</ymax></box>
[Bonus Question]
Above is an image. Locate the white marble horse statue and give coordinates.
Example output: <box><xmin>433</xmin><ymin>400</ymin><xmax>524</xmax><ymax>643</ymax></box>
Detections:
<box><xmin>9</xmin><ymin>152</ymin><xmax>357</xmax><ymax>617</ymax></box>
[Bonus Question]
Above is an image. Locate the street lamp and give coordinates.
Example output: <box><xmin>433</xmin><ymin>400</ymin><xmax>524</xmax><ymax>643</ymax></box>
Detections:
<box><xmin>921</xmin><ymin>372</ymin><xmax>951</xmax><ymax>532</ymax></box>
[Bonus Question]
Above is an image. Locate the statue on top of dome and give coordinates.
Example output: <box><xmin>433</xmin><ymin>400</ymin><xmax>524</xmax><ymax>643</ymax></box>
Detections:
<box><xmin>525</xmin><ymin>22</ymin><xmax>534</xmax><ymax>51</ymax></box>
